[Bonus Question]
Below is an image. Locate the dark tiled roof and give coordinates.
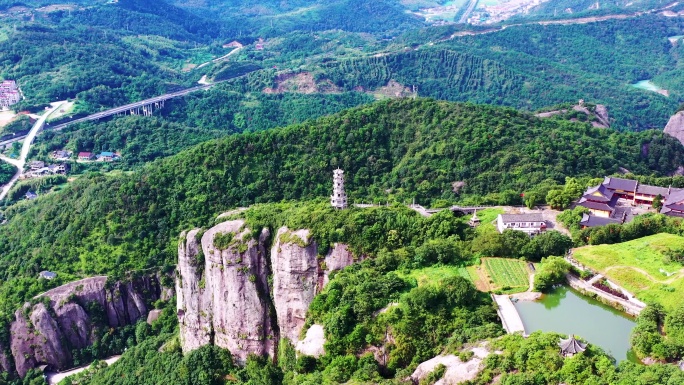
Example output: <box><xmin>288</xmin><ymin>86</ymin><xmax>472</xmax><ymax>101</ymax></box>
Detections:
<box><xmin>666</xmin><ymin>190</ymin><xmax>684</xmax><ymax>205</ymax></box>
<box><xmin>579</xmin><ymin>214</ymin><xmax>622</xmax><ymax>228</ymax></box>
<box><xmin>581</xmin><ymin>184</ymin><xmax>614</xmax><ymax>203</ymax></box>
<box><xmin>603</xmin><ymin>177</ymin><xmax>637</xmax><ymax>193</ymax></box>
<box><xmin>499</xmin><ymin>213</ymin><xmax>545</xmax><ymax>223</ymax></box>
<box><xmin>636</xmin><ymin>184</ymin><xmax>670</xmax><ymax>197</ymax></box>
<box><xmin>559</xmin><ymin>336</ymin><xmax>587</xmax><ymax>354</ymax></box>
<box><xmin>578</xmin><ymin>200</ymin><xmax>614</xmax><ymax>213</ymax></box>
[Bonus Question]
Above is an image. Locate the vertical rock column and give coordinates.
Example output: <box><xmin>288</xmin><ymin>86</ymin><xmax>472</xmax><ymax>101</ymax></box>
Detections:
<box><xmin>271</xmin><ymin>227</ymin><xmax>319</xmax><ymax>343</ymax></box>
<box><xmin>177</xmin><ymin>221</ymin><xmax>275</xmax><ymax>363</ymax></box>
<box><xmin>176</xmin><ymin>229</ymin><xmax>212</xmax><ymax>351</ymax></box>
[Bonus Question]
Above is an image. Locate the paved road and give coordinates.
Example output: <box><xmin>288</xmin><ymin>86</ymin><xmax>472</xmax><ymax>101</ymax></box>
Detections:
<box><xmin>49</xmin><ymin>85</ymin><xmax>215</xmax><ymax>132</ymax></box>
<box><xmin>458</xmin><ymin>0</ymin><xmax>478</xmax><ymax>23</ymax></box>
<box><xmin>46</xmin><ymin>355</ymin><xmax>121</xmax><ymax>385</ymax></box>
<box><xmin>492</xmin><ymin>294</ymin><xmax>526</xmax><ymax>335</ymax></box>
<box><xmin>0</xmin><ymin>102</ymin><xmax>64</xmax><ymax>201</ymax></box>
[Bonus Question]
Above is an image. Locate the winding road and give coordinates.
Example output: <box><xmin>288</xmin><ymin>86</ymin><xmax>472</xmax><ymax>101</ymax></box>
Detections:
<box><xmin>0</xmin><ymin>101</ymin><xmax>64</xmax><ymax>201</ymax></box>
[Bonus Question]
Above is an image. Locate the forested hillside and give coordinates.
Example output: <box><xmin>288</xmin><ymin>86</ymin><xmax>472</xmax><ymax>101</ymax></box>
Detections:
<box><xmin>0</xmin><ymin>98</ymin><xmax>681</xmax><ymax>318</ymax></box>
<box><xmin>317</xmin><ymin>15</ymin><xmax>684</xmax><ymax>130</ymax></box>
<box><xmin>29</xmin><ymin>90</ymin><xmax>374</xmax><ymax>168</ymax></box>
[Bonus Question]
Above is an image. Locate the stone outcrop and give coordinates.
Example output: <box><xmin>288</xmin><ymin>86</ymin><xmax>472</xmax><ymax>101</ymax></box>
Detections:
<box><xmin>295</xmin><ymin>324</ymin><xmax>325</xmax><ymax>358</ymax></box>
<box><xmin>410</xmin><ymin>345</ymin><xmax>492</xmax><ymax>385</ymax></box>
<box><xmin>271</xmin><ymin>228</ymin><xmax>318</xmax><ymax>343</ymax></box>
<box><xmin>177</xmin><ymin>221</ymin><xmax>361</xmax><ymax>361</ymax></box>
<box><xmin>177</xmin><ymin>221</ymin><xmax>275</xmax><ymax>363</ymax></box>
<box><xmin>8</xmin><ymin>273</ymin><xmax>169</xmax><ymax>377</ymax></box>
<box><xmin>665</xmin><ymin>111</ymin><xmax>684</xmax><ymax>147</ymax></box>
<box><xmin>323</xmin><ymin>243</ymin><xmax>356</xmax><ymax>288</ymax></box>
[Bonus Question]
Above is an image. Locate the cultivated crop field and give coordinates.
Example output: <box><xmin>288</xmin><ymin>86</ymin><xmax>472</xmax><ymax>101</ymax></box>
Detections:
<box><xmin>483</xmin><ymin>257</ymin><xmax>529</xmax><ymax>290</ymax></box>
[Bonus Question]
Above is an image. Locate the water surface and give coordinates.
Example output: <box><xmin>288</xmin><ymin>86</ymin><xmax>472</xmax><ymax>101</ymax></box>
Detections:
<box><xmin>514</xmin><ymin>286</ymin><xmax>637</xmax><ymax>363</ymax></box>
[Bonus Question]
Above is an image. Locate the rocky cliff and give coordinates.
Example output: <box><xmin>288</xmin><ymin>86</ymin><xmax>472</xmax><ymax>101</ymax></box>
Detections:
<box><xmin>665</xmin><ymin>111</ymin><xmax>684</xmax><ymax>146</ymax></box>
<box><xmin>176</xmin><ymin>220</ymin><xmax>275</xmax><ymax>363</ymax></box>
<box><xmin>6</xmin><ymin>273</ymin><xmax>170</xmax><ymax>377</ymax></box>
<box><xmin>271</xmin><ymin>228</ymin><xmax>318</xmax><ymax>343</ymax></box>
<box><xmin>177</xmin><ymin>221</ymin><xmax>359</xmax><ymax>360</ymax></box>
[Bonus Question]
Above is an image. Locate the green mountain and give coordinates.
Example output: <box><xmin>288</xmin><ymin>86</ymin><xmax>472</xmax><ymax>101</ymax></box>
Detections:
<box><xmin>0</xmin><ymin>98</ymin><xmax>681</xmax><ymax>316</ymax></box>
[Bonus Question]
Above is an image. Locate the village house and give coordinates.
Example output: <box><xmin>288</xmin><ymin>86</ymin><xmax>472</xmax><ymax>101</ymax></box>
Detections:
<box><xmin>0</xmin><ymin>80</ymin><xmax>21</xmax><ymax>109</ymax></box>
<box><xmin>496</xmin><ymin>213</ymin><xmax>546</xmax><ymax>235</ymax></box>
<box><xmin>29</xmin><ymin>161</ymin><xmax>45</xmax><ymax>171</ymax></box>
<box><xmin>25</xmin><ymin>191</ymin><xmax>37</xmax><ymax>200</ymax></box>
<box><xmin>24</xmin><ymin>161</ymin><xmax>68</xmax><ymax>178</ymax></box>
<box><xmin>51</xmin><ymin>150</ymin><xmax>72</xmax><ymax>161</ymax></box>
<box><xmin>97</xmin><ymin>151</ymin><xmax>120</xmax><ymax>162</ymax></box>
<box><xmin>78</xmin><ymin>152</ymin><xmax>94</xmax><ymax>161</ymax></box>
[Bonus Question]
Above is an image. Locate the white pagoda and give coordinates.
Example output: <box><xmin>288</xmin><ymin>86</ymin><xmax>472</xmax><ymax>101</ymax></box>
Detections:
<box><xmin>331</xmin><ymin>168</ymin><xmax>348</xmax><ymax>209</ymax></box>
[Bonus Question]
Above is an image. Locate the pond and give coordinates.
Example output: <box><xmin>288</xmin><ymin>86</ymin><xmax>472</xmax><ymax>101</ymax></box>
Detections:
<box><xmin>514</xmin><ymin>286</ymin><xmax>638</xmax><ymax>363</ymax></box>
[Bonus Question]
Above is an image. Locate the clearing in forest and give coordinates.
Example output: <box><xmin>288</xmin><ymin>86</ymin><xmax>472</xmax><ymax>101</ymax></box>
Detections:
<box><xmin>573</xmin><ymin>233</ymin><xmax>684</xmax><ymax>310</ymax></box>
<box><xmin>401</xmin><ymin>265</ymin><xmax>475</xmax><ymax>287</ymax></box>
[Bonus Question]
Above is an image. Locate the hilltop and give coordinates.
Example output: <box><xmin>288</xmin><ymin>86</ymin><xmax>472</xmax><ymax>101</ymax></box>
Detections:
<box><xmin>0</xmin><ymin>98</ymin><xmax>682</xmax><ymax>316</ymax></box>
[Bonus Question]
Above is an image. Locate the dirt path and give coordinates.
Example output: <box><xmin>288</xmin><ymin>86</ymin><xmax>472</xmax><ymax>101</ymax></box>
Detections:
<box><xmin>603</xmin><ymin>265</ymin><xmax>684</xmax><ymax>284</ymax></box>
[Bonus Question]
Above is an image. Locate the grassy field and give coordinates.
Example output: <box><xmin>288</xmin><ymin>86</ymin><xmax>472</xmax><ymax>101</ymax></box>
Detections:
<box><xmin>573</xmin><ymin>233</ymin><xmax>684</xmax><ymax>310</ymax></box>
<box><xmin>472</xmin><ymin>208</ymin><xmax>504</xmax><ymax>235</ymax></box>
<box><xmin>400</xmin><ymin>265</ymin><xmax>474</xmax><ymax>287</ymax></box>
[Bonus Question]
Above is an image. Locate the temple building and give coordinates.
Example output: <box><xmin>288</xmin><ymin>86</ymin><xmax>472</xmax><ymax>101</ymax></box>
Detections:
<box><xmin>330</xmin><ymin>168</ymin><xmax>348</xmax><ymax>209</ymax></box>
<box><xmin>661</xmin><ymin>189</ymin><xmax>684</xmax><ymax>218</ymax></box>
<box><xmin>559</xmin><ymin>335</ymin><xmax>587</xmax><ymax>357</ymax></box>
<box><xmin>577</xmin><ymin>176</ymin><xmax>684</xmax><ymax>228</ymax></box>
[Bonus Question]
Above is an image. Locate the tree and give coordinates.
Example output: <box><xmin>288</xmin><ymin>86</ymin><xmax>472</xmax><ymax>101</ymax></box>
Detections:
<box><xmin>533</xmin><ymin>256</ymin><xmax>571</xmax><ymax>292</ymax></box>
<box><xmin>546</xmin><ymin>189</ymin><xmax>572</xmax><ymax>210</ymax></box>
<box><xmin>653</xmin><ymin>194</ymin><xmax>663</xmax><ymax>211</ymax></box>
<box><xmin>522</xmin><ymin>231</ymin><xmax>573</xmax><ymax>261</ymax></box>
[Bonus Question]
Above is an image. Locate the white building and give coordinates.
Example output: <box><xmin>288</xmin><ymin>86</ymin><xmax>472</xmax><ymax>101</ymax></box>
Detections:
<box><xmin>330</xmin><ymin>168</ymin><xmax>348</xmax><ymax>209</ymax></box>
<box><xmin>496</xmin><ymin>213</ymin><xmax>546</xmax><ymax>235</ymax></box>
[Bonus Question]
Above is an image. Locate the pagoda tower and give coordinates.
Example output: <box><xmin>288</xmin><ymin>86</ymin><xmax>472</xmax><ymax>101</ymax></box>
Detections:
<box><xmin>331</xmin><ymin>168</ymin><xmax>348</xmax><ymax>209</ymax></box>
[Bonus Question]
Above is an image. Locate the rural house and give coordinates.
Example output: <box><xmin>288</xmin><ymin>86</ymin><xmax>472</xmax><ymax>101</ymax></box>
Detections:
<box><xmin>496</xmin><ymin>213</ymin><xmax>546</xmax><ymax>235</ymax></box>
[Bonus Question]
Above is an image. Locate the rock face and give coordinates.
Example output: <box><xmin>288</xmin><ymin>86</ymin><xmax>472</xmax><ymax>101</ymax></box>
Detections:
<box><xmin>323</xmin><ymin>243</ymin><xmax>356</xmax><ymax>288</ymax></box>
<box><xmin>177</xmin><ymin>222</ymin><xmax>360</xmax><ymax>360</ymax></box>
<box><xmin>271</xmin><ymin>228</ymin><xmax>318</xmax><ymax>343</ymax></box>
<box><xmin>177</xmin><ymin>220</ymin><xmax>275</xmax><ymax>363</ymax></box>
<box><xmin>8</xmin><ymin>274</ymin><xmax>169</xmax><ymax>377</ymax></box>
<box><xmin>410</xmin><ymin>345</ymin><xmax>492</xmax><ymax>385</ymax></box>
<box><xmin>665</xmin><ymin>111</ymin><xmax>684</xmax><ymax>146</ymax></box>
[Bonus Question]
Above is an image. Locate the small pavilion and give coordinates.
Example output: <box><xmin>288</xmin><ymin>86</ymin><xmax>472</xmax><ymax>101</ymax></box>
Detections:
<box><xmin>559</xmin><ymin>335</ymin><xmax>587</xmax><ymax>357</ymax></box>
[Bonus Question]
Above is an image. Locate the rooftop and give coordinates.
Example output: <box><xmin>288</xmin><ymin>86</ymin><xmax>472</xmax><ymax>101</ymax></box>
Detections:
<box><xmin>559</xmin><ymin>335</ymin><xmax>587</xmax><ymax>355</ymax></box>
<box><xmin>636</xmin><ymin>184</ymin><xmax>671</xmax><ymax>197</ymax></box>
<box><xmin>577</xmin><ymin>200</ymin><xmax>614</xmax><ymax>213</ymax></box>
<box><xmin>603</xmin><ymin>177</ymin><xmax>638</xmax><ymax>193</ymax></box>
<box><xmin>499</xmin><ymin>213</ymin><xmax>544</xmax><ymax>223</ymax></box>
<box><xmin>579</xmin><ymin>214</ymin><xmax>622</xmax><ymax>228</ymax></box>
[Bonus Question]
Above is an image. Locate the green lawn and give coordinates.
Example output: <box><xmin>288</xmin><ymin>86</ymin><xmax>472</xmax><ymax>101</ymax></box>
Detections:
<box><xmin>399</xmin><ymin>265</ymin><xmax>474</xmax><ymax>287</ymax></box>
<box><xmin>483</xmin><ymin>257</ymin><xmax>529</xmax><ymax>290</ymax></box>
<box><xmin>473</xmin><ymin>208</ymin><xmax>505</xmax><ymax>235</ymax></box>
<box><xmin>573</xmin><ymin>233</ymin><xmax>684</xmax><ymax>310</ymax></box>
